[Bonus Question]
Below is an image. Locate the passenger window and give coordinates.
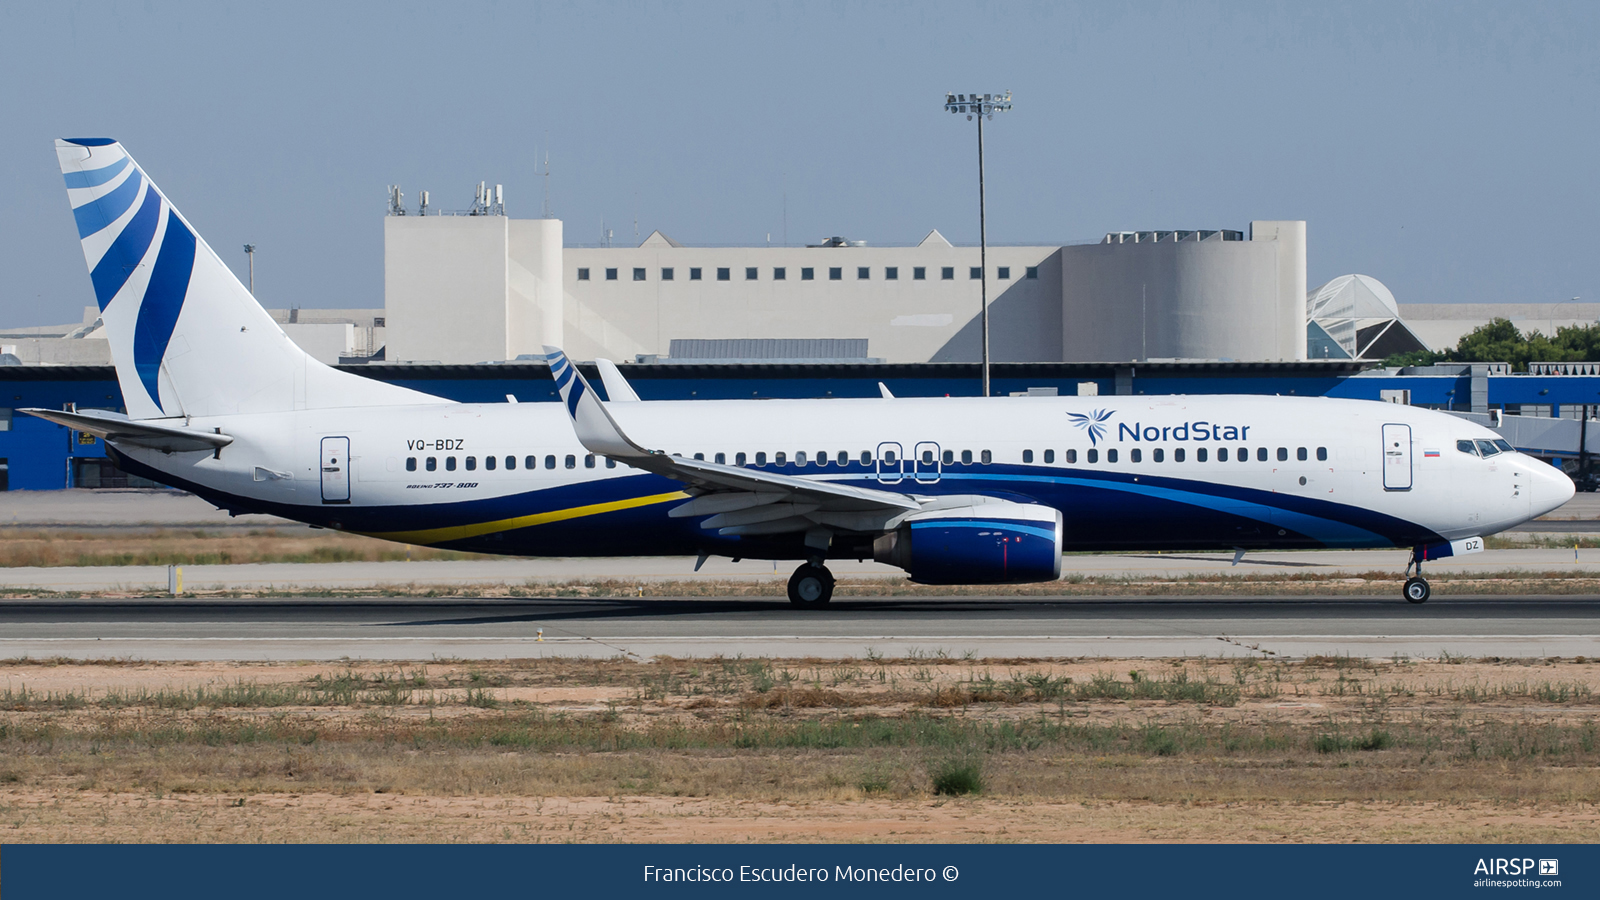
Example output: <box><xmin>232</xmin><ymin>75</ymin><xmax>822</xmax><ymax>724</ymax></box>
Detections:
<box><xmin>406</xmin><ymin>457</ymin><xmax>417</xmax><ymax>471</ymax></box>
<box><xmin>1086</xmin><ymin>448</ymin><xmax>1098</xmax><ymax>463</ymax></box>
<box><xmin>715</xmin><ymin>452</ymin><xmax>726</xmax><ymax>464</ymax></box>
<box><xmin>921</xmin><ymin>450</ymin><xmax>933</xmax><ymax>464</ymax></box>
<box><xmin>1257</xmin><ymin>447</ymin><xmax>1268</xmax><ymax>462</ymax></box>
<box><xmin>565</xmin><ymin>454</ymin><xmax>576</xmax><ymax>469</ymax></box>
<box><xmin>1493</xmin><ymin>439</ymin><xmax>1514</xmax><ymax>452</ymax></box>
<box><xmin>585</xmin><ymin>454</ymin><xmax>596</xmax><ymax>468</ymax></box>
<box><xmin>465</xmin><ymin>456</ymin><xmax>477</xmax><ymax>471</ymax></box>
<box><xmin>1174</xmin><ymin>448</ymin><xmax>1185</xmax><ymax>462</ymax></box>
<box><xmin>755</xmin><ymin>452</ymin><xmax>767</xmax><ymax>465</ymax></box>
<box><xmin>942</xmin><ymin>449</ymin><xmax>954</xmax><ymax>465</ymax></box>
<box><xmin>1022</xmin><ymin>449</ymin><xmax>1034</xmax><ymax>463</ymax></box>
<box><xmin>1217</xmin><ymin>448</ymin><xmax>1228</xmax><ymax>462</ymax></box>
<box><xmin>1316</xmin><ymin>447</ymin><xmax>1328</xmax><ymax>461</ymax></box>
<box><xmin>606</xmin><ymin>458</ymin><xmax>616</xmax><ymax>468</ymax></box>
<box><xmin>1065</xmin><ymin>449</ymin><xmax>1077</xmax><ymax>464</ymax></box>
<box><xmin>884</xmin><ymin>450</ymin><xmax>897</xmax><ymax>464</ymax></box>
<box><xmin>1106</xmin><ymin>449</ymin><xmax>1118</xmax><ymax>463</ymax></box>
<box><xmin>1277</xmin><ymin>447</ymin><xmax>1288</xmax><ymax>462</ymax></box>
<box><xmin>506</xmin><ymin>456</ymin><xmax>516</xmax><ymax>470</ymax></box>
<box><xmin>980</xmin><ymin>450</ymin><xmax>992</xmax><ymax>464</ymax></box>
<box><xmin>1154</xmin><ymin>448</ymin><xmax>1164</xmax><ymax>463</ymax></box>
<box><xmin>1297</xmin><ymin>447</ymin><xmax>1308</xmax><ymax>461</ymax></box>
<box><xmin>426</xmin><ymin>457</ymin><xmax>437</xmax><ymax>471</ymax></box>
<box><xmin>860</xmin><ymin>451</ymin><xmax>872</xmax><ymax>465</ymax></box>
<box><xmin>544</xmin><ymin>455</ymin><xmax>556</xmax><ymax>469</ymax></box>
<box><xmin>838</xmin><ymin>451</ymin><xmax>849</xmax><ymax>465</ymax></box>
<box><xmin>797</xmin><ymin>451</ymin><xmax>808</xmax><ymax>465</ymax></box>
<box><xmin>736</xmin><ymin>452</ymin><xmax>747</xmax><ymax>466</ymax></box>
<box><xmin>693</xmin><ymin>453</ymin><xmax>704</xmax><ymax>460</ymax></box>
<box><xmin>1475</xmin><ymin>439</ymin><xmax>1500</xmax><ymax>457</ymax></box>
<box><xmin>1239</xmin><ymin>447</ymin><xmax>1248</xmax><ymax>463</ymax></box>
<box><xmin>775</xmin><ymin>452</ymin><xmax>786</xmax><ymax>465</ymax></box>
<box><xmin>961</xmin><ymin>450</ymin><xmax>973</xmax><ymax>465</ymax></box>
<box><xmin>1044</xmin><ymin>449</ymin><xmax>1055</xmax><ymax>464</ymax></box>
<box><xmin>446</xmin><ymin>457</ymin><xmax>457</xmax><ymax>471</ymax></box>
<box><xmin>1197</xmin><ymin>448</ymin><xmax>1208</xmax><ymax>462</ymax></box>
<box><xmin>1130</xmin><ymin>448</ymin><xmax>1142</xmax><ymax>463</ymax></box>
<box><xmin>485</xmin><ymin>456</ymin><xmax>496</xmax><ymax>471</ymax></box>
<box><xmin>524</xmin><ymin>456</ymin><xmax>535</xmax><ymax>470</ymax></box>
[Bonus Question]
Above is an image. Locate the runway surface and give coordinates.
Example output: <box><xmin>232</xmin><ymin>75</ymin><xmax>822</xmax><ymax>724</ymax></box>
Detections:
<box><xmin>11</xmin><ymin>548</ymin><xmax>1600</xmax><ymax>593</ymax></box>
<box><xmin>2</xmin><ymin>595</ymin><xmax>1595</xmax><ymax>661</ymax></box>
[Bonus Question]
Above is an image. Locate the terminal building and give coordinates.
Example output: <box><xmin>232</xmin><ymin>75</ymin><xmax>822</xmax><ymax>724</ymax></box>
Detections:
<box><xmin>3</xmin><ymin>189</ymin><xmax>1597</xmax><ymax>491</ymax></box>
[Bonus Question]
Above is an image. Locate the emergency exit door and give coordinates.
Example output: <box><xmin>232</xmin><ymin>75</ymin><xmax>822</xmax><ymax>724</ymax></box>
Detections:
<box><xmin>320</xmin><ymin>436</ymin><xmax>350</xmax><ymax>503</ymax></box>
<box><xmin>1381</xmin><ymin>424</ymin><xmax>1412</xmax><ymax>491</ymax></box>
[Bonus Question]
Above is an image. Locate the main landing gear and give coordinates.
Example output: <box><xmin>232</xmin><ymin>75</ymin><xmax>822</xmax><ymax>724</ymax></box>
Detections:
<box><xmin>788</xmin><ymin>561</ymin><xmax>835</xmax><ymax>608</ymax></box>
<box><xmin>1403</xmin><ymin>549</ymin><xmax>1431</xmax><ymax>604</ymax></box>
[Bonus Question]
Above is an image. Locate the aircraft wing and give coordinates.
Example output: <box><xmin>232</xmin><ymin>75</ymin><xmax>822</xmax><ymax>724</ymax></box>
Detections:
<box><xmin>18</xmin><ymin>407</ymin><xmax>232</xmax><ymax>453</ymax></box>
<box><xmin>541</xmin><ymin>348</ymin><xmax>918</xmax><ymax>540</ymax></box>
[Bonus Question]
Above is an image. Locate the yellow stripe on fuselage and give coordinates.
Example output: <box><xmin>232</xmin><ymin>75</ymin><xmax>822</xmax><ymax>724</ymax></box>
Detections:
<box><xmin>363</xmin><ymin>490</ymin><xmax>690</xmax><ymax>545</ymax></box>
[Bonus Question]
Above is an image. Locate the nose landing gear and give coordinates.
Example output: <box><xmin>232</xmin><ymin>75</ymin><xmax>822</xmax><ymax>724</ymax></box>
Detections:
<box><xmin>787</xmin><ymin>561</ymin><xmax>835</xmax><ymax>607</ymax></box>
<box><xmin>1403</xmin><ymin>548</ymin><xmax>1431</xmax><ymax>604</ymax></box>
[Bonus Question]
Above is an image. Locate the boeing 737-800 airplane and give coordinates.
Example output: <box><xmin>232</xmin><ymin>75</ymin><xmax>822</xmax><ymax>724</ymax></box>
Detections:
<box><xmin>23</xmin><ymin>139</ymin><xmax>1575</xmax><ymax>606</ymax></box>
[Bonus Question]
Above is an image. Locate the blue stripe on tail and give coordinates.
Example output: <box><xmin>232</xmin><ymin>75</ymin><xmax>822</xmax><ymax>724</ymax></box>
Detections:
<box><xmin>72</xmin><ymin>169</ymin><xmax>144</xmax><ymax>239</ymax></box>
<box><xmin>132</xmin><ymin>214</ymin><xmax>196</xmax><ymax>410</ymax></box>
<box><xmin>88</xmin><ymin>187</ymin><xmax>161</xmax><ymax>309</ymax></box>
<box><xmin>63</xmin><ymin>156</ymin><xmax>130</xmax><ymax>189</ymax></box>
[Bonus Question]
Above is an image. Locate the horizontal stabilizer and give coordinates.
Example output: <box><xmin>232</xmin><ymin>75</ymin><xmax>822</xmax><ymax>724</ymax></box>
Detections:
<box><xmin>19</xmin><ymin>407</ymin><xmax>232</xmax><ymax>453</ymax></box>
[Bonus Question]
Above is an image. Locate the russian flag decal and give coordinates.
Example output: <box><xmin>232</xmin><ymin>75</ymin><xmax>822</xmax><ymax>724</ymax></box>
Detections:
<box><xmin>1423</xmin><ymin>449</ymin><xmax>1441</xmax><ymax>457</ymax></box>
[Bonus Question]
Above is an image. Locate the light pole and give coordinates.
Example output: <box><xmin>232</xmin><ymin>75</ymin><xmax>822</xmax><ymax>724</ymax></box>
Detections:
<box><xmin>243</xmin><ymin>244</ymin><xmax>257</xmax><ymax>295</ymax></box>
<box><xmin>945</xmin><ymin>90</ymin><xmax>1012</xmax><ymax>397</ymax></box>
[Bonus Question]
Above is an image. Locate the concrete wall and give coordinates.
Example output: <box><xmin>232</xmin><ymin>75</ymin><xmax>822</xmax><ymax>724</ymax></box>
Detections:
<box><xmin>561</xmin><ymin>243</ymin><xmax>1062</xmax><ymax>363</ymax></box>
<box><xmin>385</xmin><ymin>216</ymin><xmax>512</xmax><ymax>364</ymax></box>
<box><xmin>1060</xmin><ymin>224</ymin><xmax>1306</xmax><ymax>362</ymax></box>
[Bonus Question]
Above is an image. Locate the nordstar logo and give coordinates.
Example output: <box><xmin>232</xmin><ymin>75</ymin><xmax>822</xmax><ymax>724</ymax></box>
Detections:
<box><xmin>1068</xmin><ymin>408</ymin><xmax>1115</xmax><ymax>446</ymax></box>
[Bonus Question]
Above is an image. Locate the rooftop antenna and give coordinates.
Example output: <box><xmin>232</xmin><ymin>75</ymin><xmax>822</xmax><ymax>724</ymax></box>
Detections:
<box><xmin>386</xmin><ymin>185</ymin><xmax>404</xmax><ymax>216</ymax></box>
<box><xmin>495</xmin><ymin>183</ymin><xmax>504</xmax><ymax>216</ymax></box>
<box><xmin>541</xmin><ymin>144</ymin><xmax>552</xmax><ymax>219</ymax></box>
<box><xmin>418</xmin><ymin>190</ymin><xmax>429</xmax><ymax>216</ymax></box>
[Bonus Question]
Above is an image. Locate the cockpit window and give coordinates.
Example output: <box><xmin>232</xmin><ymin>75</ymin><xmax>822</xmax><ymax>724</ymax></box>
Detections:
<box><xmin>1456</xmin><ymin>439</ymin><xmax>1478</xmax><ymax>456</ymax></box>
<box><xmin>1492</xmin><ymin>439</ymin><xmax>1514</xmax><ymax>453</ymax></box>
<box><xmin>1475</xmin><ymin>439</ymin><xmax>1501</xmax><ymax>457</ymax></box>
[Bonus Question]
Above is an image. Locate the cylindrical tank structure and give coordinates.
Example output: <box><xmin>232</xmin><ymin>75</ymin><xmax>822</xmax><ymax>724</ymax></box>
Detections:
<box><xmin>1060</xmin><ymin>222</ymin><xmax>1306</xmax><ymax>362</ymax></box>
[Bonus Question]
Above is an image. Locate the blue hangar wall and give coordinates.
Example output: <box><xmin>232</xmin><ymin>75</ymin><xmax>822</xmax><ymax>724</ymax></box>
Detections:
<box><xmin>3</xmin><ymin>361</ymin><xmax>1596</xmax><ymax>491</ymax></box>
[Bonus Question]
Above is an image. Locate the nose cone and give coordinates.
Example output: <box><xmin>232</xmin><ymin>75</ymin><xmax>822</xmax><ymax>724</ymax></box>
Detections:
<box><xmin>1530</xmin><ymin>459</ymin><xmax>1576</xmax><ymax>518</ymax></box>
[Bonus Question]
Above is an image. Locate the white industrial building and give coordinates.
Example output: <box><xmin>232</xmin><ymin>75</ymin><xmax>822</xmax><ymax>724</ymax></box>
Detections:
<box><xmin>380</xmin><ymin>202</ymin><xmax>1318</xmax><ymax>365</ymax></box>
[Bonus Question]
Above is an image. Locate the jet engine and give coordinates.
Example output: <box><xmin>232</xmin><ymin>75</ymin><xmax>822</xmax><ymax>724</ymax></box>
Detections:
<box><xmin>873</xmin><ymin>501</ymin><xmax>1063</xmax><ymax>584</ymax></box>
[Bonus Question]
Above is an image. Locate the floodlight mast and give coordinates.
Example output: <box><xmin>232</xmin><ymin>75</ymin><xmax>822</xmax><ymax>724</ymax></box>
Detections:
<box><xmin>945</xmin><ymin>91</ymin><xmax>1011</xmax><ymax>397</ymax></box>
<box><xmin>242</xmin><ymin>244</ymin><xmax>256</xmax><ymax>295</ymax></box>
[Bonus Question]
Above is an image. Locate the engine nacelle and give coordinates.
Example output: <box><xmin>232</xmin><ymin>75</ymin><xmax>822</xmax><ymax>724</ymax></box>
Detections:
<box><xmin>873</xmin><ymin>501</ymin><xmax>1063</xmax><ymax>585</ymax></box>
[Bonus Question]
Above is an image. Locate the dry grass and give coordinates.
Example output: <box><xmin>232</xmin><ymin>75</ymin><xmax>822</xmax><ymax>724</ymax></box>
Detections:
<box><xmin>0</xmin><ymin>527</ymin><xmax>488</xmax><ymax>567</ymax></box>
<box><xmin>0</xmin><ymin>655</ymin><xmax>1596</xmax><ymax>842</ymax></box>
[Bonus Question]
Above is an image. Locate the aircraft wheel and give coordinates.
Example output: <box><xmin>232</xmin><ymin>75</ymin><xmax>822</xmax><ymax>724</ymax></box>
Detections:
<box><xmin>1403</xmin><ymin>576</ymin><xmax>1430</xmax><ymax>604</ymax></box>
<box><xmin>788</xmin><ymin>564</ymin><xmax>834</xmax><ymax>607</ymax></box>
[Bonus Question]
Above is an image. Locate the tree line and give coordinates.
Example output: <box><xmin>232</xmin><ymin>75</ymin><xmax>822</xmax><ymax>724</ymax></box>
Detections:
<box><xmin>1385</xmin><ymin>318</ymin><xmax>1600</xmax><ymax>371</ymax></box>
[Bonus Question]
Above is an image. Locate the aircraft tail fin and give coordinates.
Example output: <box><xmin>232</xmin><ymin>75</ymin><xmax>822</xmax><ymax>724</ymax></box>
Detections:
<box><xmin>55</xmin><ymin>138</ymin><xmax>437</xmax><ymax>419</ymax></box>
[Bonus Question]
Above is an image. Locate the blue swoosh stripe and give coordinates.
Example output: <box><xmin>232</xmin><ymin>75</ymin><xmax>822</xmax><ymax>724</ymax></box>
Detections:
<box><xmin>936</xmin><ymin>472</ymin><xmax>1387</xmax><ymax>547</ymax></box>
<box><xmin>72</xmin><ymin>169</ymin><xmax>144</xmax><ymax>238</ymax></box>
<box><xmin>63</xmin><ymin>155</ymin><xmax>130</xmax><ymax>189</ymax></box>
<box><xmin>88</xmin><ymin>186</ymin><xmax>161</xmax><ymax>309</ymax></box>
<box><xmin>63</xmin><ymin>137</ymin><xmax>117</xmax><ymax>147</ymax></box>
<box><xmin>132</xmin><ymin>214</ymin><xmax>196</xmax><ymax>410</ymax></box>
<box><xmin>565</xmin><ymin>377</ymin><xmax>586</xmax><ymax>417</ymax></box>
<box><xmin>554</xmin><ymin>365</ymin><xmax>573</xmax><ymax>390</ymax></box>
<box><xmin>911</xmin><ymin>519</ymin><xmax>1058</xmax><ymax>541</ymax></box>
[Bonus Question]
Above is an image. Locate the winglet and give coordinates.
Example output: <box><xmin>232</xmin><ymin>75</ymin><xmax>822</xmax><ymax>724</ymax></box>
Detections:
<box><xmin>543</xmin><ymin>347</ymin><xmax>651</xmax><ymax>458</ymax></box>
<box><xmin>878</xmin><ymin>382</ymin><xmax>894</xmax><ymax>399</ymax></box>
<box><xmin>595</xmin><ymin>358</ymin><xmax>641</xmax><ymax>402</ymax></box>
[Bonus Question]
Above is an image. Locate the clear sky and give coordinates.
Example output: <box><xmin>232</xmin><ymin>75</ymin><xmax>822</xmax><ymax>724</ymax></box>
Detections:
<box><xmin>2</xmin><ymin>1</ymin><xmax>1596</xmax><ymax>328</ymax></box>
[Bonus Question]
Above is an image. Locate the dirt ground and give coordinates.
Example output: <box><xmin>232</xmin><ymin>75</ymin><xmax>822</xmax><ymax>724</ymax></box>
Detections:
<box><xmin>0</xmin><ymin>655</ymin><xmax>1595</xmax><ymax>843</ymax></box>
